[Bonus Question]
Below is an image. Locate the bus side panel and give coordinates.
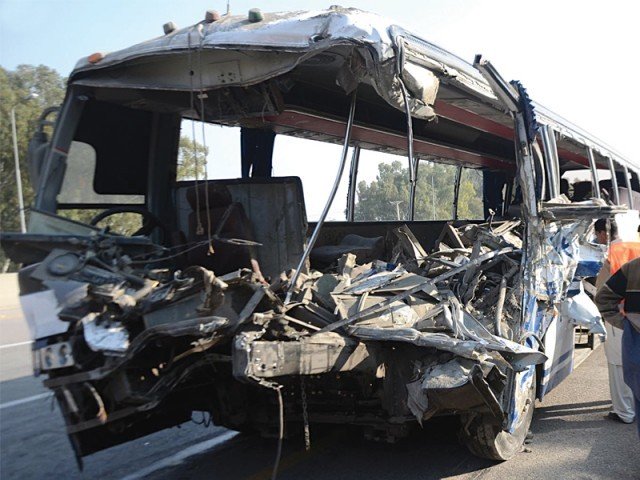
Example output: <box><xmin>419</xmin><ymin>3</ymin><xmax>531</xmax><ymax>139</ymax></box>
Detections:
<box><xmin>539</xmin><ymin>314</ymin><xmax>575</xmax><ymax>399</ymax></box>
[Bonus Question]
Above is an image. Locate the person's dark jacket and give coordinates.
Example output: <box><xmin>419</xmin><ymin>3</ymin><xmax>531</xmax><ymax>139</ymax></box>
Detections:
<box><xmin>595</xmin><ymin>256</ymin><xmax>640</xmax><ymax>332</ymax></box>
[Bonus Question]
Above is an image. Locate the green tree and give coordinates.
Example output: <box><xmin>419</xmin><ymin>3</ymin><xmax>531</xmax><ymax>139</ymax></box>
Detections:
<box><xmin>355</xmin><ymin>160</ymin><xmax>410</xmax><ymax>221</ymax></box>
<box><xmin>1</xmin><ymin>64</ymin><xmax>66</xmax><ymax>271</ymax></box>
<box><xmin>355</xmin><ymin>159</ymin><xmax>484</xmax><ymax>222</ymax></box>
<box><xmin>457</xmin><ymin>168</ymin><xmax>484</xmax><ymax>220</ymax></box>
<box><xmin>177</xmin><ymin>136</ymin><xmax>207</xmax><ymax>181</ymax></box>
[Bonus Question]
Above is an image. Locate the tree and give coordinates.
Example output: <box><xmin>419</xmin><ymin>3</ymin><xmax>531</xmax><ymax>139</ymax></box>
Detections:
<box><xmin>355</xmin><ymin>160</ymin><xmax>410</xmax><ymax>221</ymax></box>
<box><xmin>1</xmin><ymin>65</ymin><xmax>66</xmax><ymax>271</ymax></box>
<box><xmin>177</xmin><ymin>136</ymin><xmax>207</xmax><ymax>181</ymax></box>
<box><xmin>355</xmin><ymin>159</ymin><xmax>484</xmax><ymax>222</ymax></box>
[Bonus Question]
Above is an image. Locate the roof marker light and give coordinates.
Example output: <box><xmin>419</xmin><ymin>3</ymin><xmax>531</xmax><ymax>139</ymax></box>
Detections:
<box><xmin>87</xmin><ymin>52</ymin><xmax>104</xmax><ymax>64</ymax></box>
<box><xmin>205</xmin><ymin>10</ymin><xmax>221</xmax><ymax>23</ymax></box>
<box><xmin>248</xmin><ymin>8</ymin><xmax>263</xmax><ymax>23</ymax></box>
<box><xmin>163</xmin><ymin>21</ymin><xmax>177</xmax><ymax>35</ymax></box>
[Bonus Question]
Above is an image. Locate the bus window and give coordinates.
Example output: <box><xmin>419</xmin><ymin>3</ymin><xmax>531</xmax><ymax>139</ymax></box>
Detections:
<box><xmin>562</xmin><ymin>169</ymin><xmax>611</xmax><ymax>202</ymax></box>
<box><xmin>354</xmin><ymin>150</ymin><xmax>410</xmax><ymax>221</ymax></box>
<box><xmin>178</xmin><ymin>120</ymin><xmax>240</xmax><ymax>181</ymax></box>
<box><xmin>57</xmin><ymin>141</ymin><xmax>145</xmax><ymax>206</ymax></box>
<box><xmin>272</xmin><ymin>136</ymin><xmax>347</xmax><ymax>222</ymax></box>
<box><xmin>458</xmin><ymin>167</ymin><xmax>484</xmax><ymax>220</ymax></box>
<box><xmin>414</xmin><ymin>160</ymin><xmax>457</xmax><ymax>221</ymax></box>
<box><xmin>56</xmin><ymin>141</ymin><xmax>145</xmax><ymax>234</ymax></box>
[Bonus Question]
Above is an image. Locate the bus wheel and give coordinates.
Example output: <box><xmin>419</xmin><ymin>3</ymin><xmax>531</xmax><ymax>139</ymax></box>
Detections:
<box><xmin>459</xmin><ymin>369</ymin><xmax>536</xmax><ymax>461</ymax></box>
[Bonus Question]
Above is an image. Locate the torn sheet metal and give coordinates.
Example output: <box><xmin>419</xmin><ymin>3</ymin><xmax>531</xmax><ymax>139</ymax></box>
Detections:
<box><xmin>341</xmin><ymin>268</ymin><xmax>406</xmax><ymax>295</ymax></box>
<box><xmin>407</xmin><ymin>357</ymin><xmax>507</xmax><ymax>424</ymax></box>
<box><xmin>350</xmin><ymin>324</ymin><xmax>545</xmax><ymax>370</ymax></box>
<box><xmin>69</xmin><ymin>8</ymin><xmax>494</xmax><ymax>121</ymax></box>
<box><xmin>529</xmin><ymin>220</ymin><xmax>593</xmax><ymax>303</ymax></box>
<box><xmin>82</xmin><ymin>313</ymin><xmax>130</xmax><ymax>355</ymax></box>
<box><xmin>336</xmin><ymin>296</ymin><xmax>420</xmax><ymax>328</ymax></box>
<box><xmin>422</xmin><ymin>358</ymin><xmax>474</xmax><ymax>390</ymax></box>
<box><xmin>574</xmin><ymin>241</ymin><xmax>606</xmax><ymax>278</ymax></box>
<box><xmin>26</xmin><ymin>219</ymin><xmax>548</xmax><ymax>457</ymax></box>
<box><xmin>506</xmin><ymin>365</ymin><xmax>535</xmax><ymax>433</ymax></box>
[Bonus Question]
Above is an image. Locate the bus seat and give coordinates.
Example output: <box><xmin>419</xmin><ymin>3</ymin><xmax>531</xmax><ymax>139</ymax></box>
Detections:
<box><xmin>224</xmin><ymin>177</ymin><xmax>308</xmax><ymax>279</ymax></box>
<box><xmin>598</xmin><ymin>179</ymin><xmax>614</xmax><ymax>203</ymax></box>
<box><xmin>185</xmin><ymin>184</ymin><xmax>256</xmax><ymax>275</ymax></box>
<box><xmin>310</xmin><ymin>234</ymin><xmax>384</xmax><ymax>268</ymax></box>
<box><xmin>571</xmin><ymin>181</ymin><xmax>592</xmax><ymax>202</ymax></box>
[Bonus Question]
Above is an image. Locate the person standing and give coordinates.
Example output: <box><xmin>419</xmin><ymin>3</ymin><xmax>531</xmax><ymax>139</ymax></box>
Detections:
<box><xmin>595</xmin><ymin>218</ymin><xmax>640</xmax><ymax>424</ymax></box>
<box><xmin>596</xmin><ymin>255</ymin><xmax>640</xmax><ymax>437</ymax></box>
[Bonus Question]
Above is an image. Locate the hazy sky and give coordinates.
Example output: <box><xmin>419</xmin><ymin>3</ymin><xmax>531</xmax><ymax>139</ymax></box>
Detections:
<box><xmin>2</xmin><ymin>0</ymin><xmax>638</xmax><ymax>219</ymax></box>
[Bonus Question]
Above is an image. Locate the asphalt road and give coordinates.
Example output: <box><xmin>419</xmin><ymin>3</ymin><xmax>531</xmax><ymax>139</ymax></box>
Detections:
<box><xmin>1</xmin><ymin>274</ymin><xmax>639</xmax><ymax>479</ymax></box>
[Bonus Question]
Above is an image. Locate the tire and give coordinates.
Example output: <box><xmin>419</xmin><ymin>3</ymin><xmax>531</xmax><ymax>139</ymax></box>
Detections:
<box><xmin>460</xmin><ymin>368</ymin><xmax>536</xmax><ymax>461</ymax></box>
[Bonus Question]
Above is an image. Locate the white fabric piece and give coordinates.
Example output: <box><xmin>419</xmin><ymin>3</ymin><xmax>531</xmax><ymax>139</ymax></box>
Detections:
<box><xmin>607</xmin><ymin>362</ymin><xmax>635</xmax><ymax>422</ymax></box>
<box><xmin>563</xmin><ymin>283</ymin><xmax>606</xmax><ymax>335</ymax></box>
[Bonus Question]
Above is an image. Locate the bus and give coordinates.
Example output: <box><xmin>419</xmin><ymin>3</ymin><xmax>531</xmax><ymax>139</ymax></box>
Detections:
<box><xmin>1</xmin><ymin>6</ymin><xmax>634</xmax><ymax>466</ymax></box>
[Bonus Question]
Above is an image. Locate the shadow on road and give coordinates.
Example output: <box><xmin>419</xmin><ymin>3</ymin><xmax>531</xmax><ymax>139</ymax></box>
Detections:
<box><xmin>536</xmin><ymin>400</ymin><xmax>612</xmax><ymax>418</ymax></box>
<box><xmin>144</xmin><ymin>416</ymin><xmax>495</xmax><ymax>480</ymax></box>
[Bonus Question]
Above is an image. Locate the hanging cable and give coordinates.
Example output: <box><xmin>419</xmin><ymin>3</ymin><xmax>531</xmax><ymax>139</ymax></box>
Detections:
<box><xmin>300</xmin><ymin>376</ymin><xmax>311</xmax><ymax>451</ymax></box>
<box><xmin>187</xmin><ymin>26</ymin><xmax>204</xmax><ymax>235</ymax></box>
<box><xmin>285</xmin><ymin>90</ymin><xmax>358</xmax><ymax>304</ymax></box>
<box><xmin>197</xmin><ymin>24</ymin><xmax>214</xmax><ymax>254</ymax></box>
<box><xmin>271</xmin><ymin>384</ymin><xmax>284</xmax><ymax>480</ymax></box>
<box><xmin>399</xmin><ymin>80</ymin><xmax>416</xmax><ymax>221</ymax></box>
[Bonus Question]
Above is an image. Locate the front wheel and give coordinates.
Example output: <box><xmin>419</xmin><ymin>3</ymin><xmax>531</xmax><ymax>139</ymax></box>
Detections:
<box><xmin>459</xmin><ymin>368</ymin><xmax>536</xmax><ymax>461</ymax></box>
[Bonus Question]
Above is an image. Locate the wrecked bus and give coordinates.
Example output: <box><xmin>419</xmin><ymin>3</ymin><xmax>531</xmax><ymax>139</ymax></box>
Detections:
<box><xmin>1</xmin><ymin>7</ymin><xmax>636</xmax><ymax>466</ymax></box>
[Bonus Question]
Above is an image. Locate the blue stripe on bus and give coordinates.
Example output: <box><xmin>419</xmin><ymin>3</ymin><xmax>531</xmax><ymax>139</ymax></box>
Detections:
<box><xmin>540</xmin><ymin>361</ymin><xmax>574</xmax><ymax>396</ymax></box>
<box><xmin>542</xmin><ymin>348</ymin><xmax>574</xmax><ymax>376</ymax></box>
<box><xmin>540</xmin><ymin>349</ymin><xmax>575</xmax><ymax>396</ymax></box>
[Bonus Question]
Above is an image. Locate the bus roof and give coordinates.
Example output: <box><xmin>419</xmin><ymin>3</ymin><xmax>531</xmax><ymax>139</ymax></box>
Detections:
<box><xmin>69</xmin><ymin>6</ymin><xmax>637</xmax><ymax>174</ymax></box>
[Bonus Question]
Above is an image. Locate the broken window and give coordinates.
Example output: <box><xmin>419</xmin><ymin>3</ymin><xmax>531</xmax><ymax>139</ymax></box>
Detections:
<box><xmin>354</xmin><ymin>150</ymin><xmax>410</xmax><ymax>221</ymax></box>
<box><xmin>57</xmin><ymin>141</ymin><xmax>144</xmax><ymax>206</ymax></box>
<box><xmin>458</xmin><ymin>167</ymin><xmax>484</xmax><ymax>220</ymax></box>
<box><xmin>414</xmin><ymin>160</ymin><xmax>457</xmax><ymax>221</ymax></box>
<box><xmin>177</xmin><ymin>120</ymin><xmax>241</xmax><ymax>181</ymax></box>
<box><xmin>56</xmin><ymin>141</ymin><xmax>145</xmax><ymax>234</ymax></box>
<box><xmin>273</xmin><ymin>136</ymin><xmax>347</xmax><ymax>221</ymax></box>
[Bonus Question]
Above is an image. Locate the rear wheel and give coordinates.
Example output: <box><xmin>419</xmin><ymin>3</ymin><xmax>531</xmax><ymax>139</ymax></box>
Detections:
<box><xmin>459</xmin><ymin>368</ymin><xmax>536</xmax><ymax>461</ymax></box>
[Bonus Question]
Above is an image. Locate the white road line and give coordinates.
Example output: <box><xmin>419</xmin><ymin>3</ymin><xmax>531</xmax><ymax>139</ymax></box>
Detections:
<box><xmin>0</xmin><ymin>340</ymin><xmax>33</xmax><ymax>349</ymax></box>
<box><xmin>120</xmin><ymin>431</ymin><xmax>240</xmax><ymax>480</ymax></box>
<box><xmin>0</xmin><ymin>392</ymin><xmax>51</xmax><ymax>410</ymax></box>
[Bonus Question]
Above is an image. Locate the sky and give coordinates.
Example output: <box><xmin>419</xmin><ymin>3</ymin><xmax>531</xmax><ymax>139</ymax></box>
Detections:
<box><xmin>2</xmin><ymin>0</ymin><xmax>639</xmax><ymax>219</ymax></box>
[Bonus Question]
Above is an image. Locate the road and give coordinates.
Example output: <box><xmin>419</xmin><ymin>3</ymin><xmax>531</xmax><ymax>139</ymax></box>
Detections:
<box><xmin>1</xmin><ymin>273</ymin><xmax>639</xmax><ymax>479</ymax></box>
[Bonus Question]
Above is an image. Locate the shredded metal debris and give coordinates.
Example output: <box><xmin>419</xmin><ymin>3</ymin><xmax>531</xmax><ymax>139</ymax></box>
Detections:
<box><xmin>32</xmin><ymin>221</ymin><xmax>555</xmax><ymax>439</ymax></box>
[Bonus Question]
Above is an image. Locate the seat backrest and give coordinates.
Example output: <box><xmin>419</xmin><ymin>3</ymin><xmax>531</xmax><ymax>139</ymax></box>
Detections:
<box><xmin>185</xmin><ymin>184</ymin><xmax>256</xmax><ymax>275</ymax></box>
<box><xmin>177</xmin><ymin>177</ymin><xmax>307</xmax><ymax>279</ymax></box>
<box><xmin>224</xmin><ymin>177</ymin><xmax>308</xmax><ymax>279</ymax></box>
<box><xmin>571</xmin><ymin>181</ymin><xmax>592</xmax><ymax>202</ymax></box>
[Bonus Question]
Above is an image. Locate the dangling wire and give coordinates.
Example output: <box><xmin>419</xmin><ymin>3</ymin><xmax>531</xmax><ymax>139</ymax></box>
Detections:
<box><xmin>271</xmin><ymin>385</ymin><xmax>284</xmax><ymax>480</ymax></box>
<box><xmin>197</xmin><ymin>24</ymin><xmax>214</xmax><ymax>254</ymax></box>
<box><xmin>300</xmin><ymin>376</ymin><xmax>311</xmax><ymax>451</ymax></box>
<box><xmin>187</xmin><ymin>26</ymin><xmax>204</xmax><ymax>236</ymax></box>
